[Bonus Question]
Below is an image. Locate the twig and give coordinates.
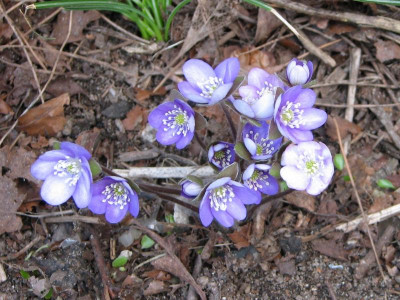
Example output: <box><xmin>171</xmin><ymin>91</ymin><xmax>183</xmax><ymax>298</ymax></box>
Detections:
<box><xmin>266</xmin><ymin>0</ymin><xmax>400</xmax><ymax>34</ymax></box>
<box><xmin>325</xmin><ymin>279</ymin><xmax>338</xmax><ymax>300</ymax></box>
<box><xmin>220</xmin><ymin>102</ymin><xmax>237</xmax><ymax>140</ymax></box>
<box><xmin>186</xmin><ymin>255</ymin><xmax>203</xmax><ymax>300</ymax></box>
<box><xmin>44</xmin><ymin>215</ymin><xmax>104</xmax><ymax>224</ymax></box>
<box><xmin>0</xmin><ymin>209</ymin><xmax>74</xmax><ymax>218</ymax></box>
<box><xmin>294</xmin><ymin>26</ymin><xmax>336</xmax><ymax>67</ymax></box>
<box><xmin>129</xmin><ymin>218</ymin><xmax>206</xmax><ymax>300</ymax></box>
<box><xmin>315</xmin><ymin>102</ymin><xmax>400</xmax><ymax>108</ymax></box>
<box><xmin>355</xmin><ymin>224</ymin><xmax>394</xmax><ymax>280</ymax></box>
<box><xmin>88</xmin><ymin>225</ymin><xmax>114</xmax><ymax>300</ymax></box>
<box><xmin>333</xmin><ymin>117</ymin><xmax>387</xmax><ymax>284</ymax></box>
<box><xmin>112</xmin><ymin>165</ymin><xmax>214</xmax><ymax>179</ymax></box>
<box><xmin>312</xmin><ymin>81</ymin><xmax>400</xmax><ymax>90</ymax></box>
<box><xmin>0</xmin><ymin>236</ymin><xmax>43</xmax><ymax>261</ymax></box>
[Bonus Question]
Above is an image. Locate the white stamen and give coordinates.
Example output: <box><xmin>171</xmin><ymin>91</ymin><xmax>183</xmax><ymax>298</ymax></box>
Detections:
<box><xmin>53</xmin><ymin>157</ymin><xmax>82</xmax><ymax>186</ymax></box>
<box><xmin>280</xmin><ymin>101</ymin><xmax>305</xmax><ymax>129</ymax></box>
<box><xmin>162</xmin><ymin>105</ymin><xmax>190</xmax><ymax>137</ymax></box>
<box><xmin>101</xmin><ymin>183</ymin><xmax>130</xmax><ymax>210</ymax></box>
<box><xmin>198</xmin><ymin>76</ymin><xmax>224</xmax><ymax>98</ymax></box>
<box><xmin>209</xmin><ymin>185</ymin><xmax>235</xmax><ymax>212</ymax></box>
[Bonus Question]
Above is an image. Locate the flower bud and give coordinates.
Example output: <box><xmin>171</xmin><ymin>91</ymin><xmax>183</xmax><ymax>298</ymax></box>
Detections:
<box><xmin>181</xmin><ymin>179</ymin><xmax>202</xmax><ymax>198</ymax></box>
<box><xmin>286</xmin><ymin>58</ymin><xmax>313</xmax><ymax>86</ymax></box>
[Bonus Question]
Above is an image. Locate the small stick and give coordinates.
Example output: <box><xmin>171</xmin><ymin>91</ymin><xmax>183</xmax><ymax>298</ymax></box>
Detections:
<box><xmin>0</xmin><ymin>236</ymin><xmax>43</xmax><ymax>261</ymax></box>
<box><xmin>316</xmin><ymin>102</ymin><xmax>400</xmax><ymax>108</ymax></box>
<box><xmin>112</xmin><ymin>165</ymin><xmax>215</xmax><ymax>179</ymax></box>
<box><xmin>44</xmin><ymin>215</ymin><xmax>104</xmax><ymax>224</ymax></box>
<box><xmin>186</xmin><ymin>255</ymin><xmax>203</xmax><ymax>300</ymax></box>
<box><xmin>333</xmin><ymin>117</ymin><xmax>387</xmax><ymax>284</ymax></box>
<box><xmin>88</xmin><ymin>225</ymin><xmax>115</xmax><ymax>300</ymax></box>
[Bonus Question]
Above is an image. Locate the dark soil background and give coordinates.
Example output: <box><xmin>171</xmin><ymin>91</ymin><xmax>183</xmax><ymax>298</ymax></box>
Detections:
<box><xmin>0</xmin><ymin>0</ymin><xmax>400</xmax><ymax>299</ymax></box>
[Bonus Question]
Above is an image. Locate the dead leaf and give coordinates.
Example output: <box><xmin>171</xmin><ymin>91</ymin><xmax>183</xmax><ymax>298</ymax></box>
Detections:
<box><xmin>30</xmin><ymin>136</ymin><xmax>49</xmax><ymax>149</ymax></box>
<box><xmin>368</xmin><ymin>190</ymin><xmax>393</xmax><ymax>214</ymax></box>
<box><xmin>311</xmin><ymin>239</ymin><xmax>348</xmax><ymax>261</ymax></box>
<box><xmin>276</xmin><ymin>259</ymin><xmax>296</xmax><ymax>276</ymax></box>
<box><xmin>143</xmin><ymin>280</ymin><xmax>167</xmax><ymax>296</ymax></box>
<box><xmin>18</xmin><ymin>93</ymin><xmax>70</xmax><ymax>136</ymax></box>
<box><xmin>143</xmin><ymin>270</ymin><xmax>171</xmax><ymax>281</ymax></box>
<box><xmin>228</xmin><ymin>223</ymin><xmax>251</xmax><ymax>250</ymax></box>
<box><xmin>375</xmin><ymin>40</ymin><xmax>400</xmax><ymax>63</ymax></box>
<box><xmin>46</xmin><ymin>78</ymin><xmax>85</xmax><ymax>97</ymax></box>
<box><xmin>0</xmin><ymin>146</ymin><xmax>39</xmax><ymax>183</ymax></box>
<box><xmin>0</xmin><ymin>176</ymin><xmax>24</xmax><ymax>235</ymax></box>
<box><xmin>0</xmin><ymin>95</ymin><xmax>12</xmax><ymax>115</ymax></box>
<box><xmin>284</xmin><ymin>191</ymin><xmax>316</xmax><ymax>212</ymax></box>
<box><xmin>75</xmin><ymin>128</ymin><xmax>102</xmax><ymax>154</ymax></box>
<box><xmin>328</xmin><ymin>23</ymin><xmax>357</xmax><ymax>34</ymax></box>
<box><xmin>122</xmin><ymin>106</ymin><xmax>147</xmax><ymax>131</ymax></box>
<box><xmin>134</xmin><ymin>86</ymin><xmax>167</xmax><ymax>103</ymax></box>
<box><xmin>51</xmin><ymin>10</ymin><xmax>100</xmax><ymax>45</ymax></box>
<box><xmin>326</xmin><ymin>116</ymin><xmax>361</xmax><ymax>141</ymax></box>
<box><xmin>230</xmin><ymin>47</ymin><xmax>276</xmax><ymax>73</ymax></box>
<box><xmin>28</xmin><ymin>277</ymin><xmax>51</xmax><ymax>298</ymax></box>
<box><xmin>254</xmin><ymin>8</ymin><xmax>281</xmax><ymax>43</ymax></box>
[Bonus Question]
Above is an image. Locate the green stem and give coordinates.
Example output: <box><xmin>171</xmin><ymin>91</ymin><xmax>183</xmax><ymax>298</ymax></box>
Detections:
<box><xmin>164</xmin><ymin>0</ymin><xmax>191</xmax><ymax>41</ymax></box>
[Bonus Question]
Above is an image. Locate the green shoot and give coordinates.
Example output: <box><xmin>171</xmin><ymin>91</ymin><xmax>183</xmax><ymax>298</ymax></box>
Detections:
<box><xmin>377</xmin><ymin>178</ymin><xmax>396</xmax><ymax>189</ymax></box>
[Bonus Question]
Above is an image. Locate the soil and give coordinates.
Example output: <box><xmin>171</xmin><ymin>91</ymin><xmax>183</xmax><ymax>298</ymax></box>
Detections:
<box><xmin>1</xmin><ymin>0</ymin><xmax>400</xmax><ymax>299</ymax></box>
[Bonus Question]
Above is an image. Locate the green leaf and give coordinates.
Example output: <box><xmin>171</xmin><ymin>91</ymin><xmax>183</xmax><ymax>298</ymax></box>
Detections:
<box><xmin>343</xmin><ymin>175</ymin><xmax>351</xmax><ymax>182</ymax></box>
<box><xmin>280</xmin><ymin>181</ymin><xmax>289</xmax><ymax>192</ymax></box>
<box><xmin>165</xmin><ymin>213</ymin><xmax>174</xmax><ymax>223</ymax></box>
<box><xmin>127</xmin><ymin>179</ymin><xmax>141</xmax><ymax>194</ymax></box>
<box><xmin>141</xmin><ymin>235</ymin><xmax>155</xmax><ymax>249</ymax></box>
<box><xmin>223</xmin><ymin>76</ymin><xmax>245</xmax><ymax>100</ymax></box>
<box><xmin>20</xmin><ymin>270</ymin><xmax>30</xmax><ymax>279</ymax></box>
<box><xmin>303</xmin><ymin>79</ymin><xmax>318</xmax><ymax>88</ymax></box>
<box><xmin>185</xmin><ymin>175</ymin><xmax>203</xmax><ymax>186</ymax></box>
<box><xmin>269</xmin><ymin>163</ymin><xmax>281</xmax><ymax>178</ymax></box>
<box><xmin>377</xmin><ymin>179</ymin><xmax>396</xmax><ymax>189</ymax></box>
<box><xmin>89</xmin><ymin>158</ymin><xmax>102</xmax><ymax>177</ymax></box>
<box><xmin>333</xmin><ymin>154</ymin><xmax>345</xmax><ymax>171</ymax></box>
<box><xmin>267</xmin><ymin>119</ymin><xmax>282</xmax><ymax>140</ymax></box>
<box><xmin>216</xmin><ymin>162</ymin><xmax>239</xmax><ymax>181</ymax></box>
<box><xmin>44</xmin><ymin>288</ymin><xmax>53</xmax><ymax>300</ymax></box>
<box><xmin>112</xmin><ymin>256</ymin><xmax>128</xmax><ymax>268</ymax></box>
<box><xmin>234</xmin><ymin>142</ymin><xmax>252</xmax><ymax>161</ymax></box>
<box><xmin>53</xmin><ymin>141</ymin><xmax>61</xmax><ymax>150</ymax></box>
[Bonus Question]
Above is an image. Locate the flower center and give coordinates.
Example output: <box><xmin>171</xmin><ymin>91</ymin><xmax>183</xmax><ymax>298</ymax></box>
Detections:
<box><xmin>53</xmin><ymin>157</ymin><xmax>82</xmax><ymax>186</ymax></box>
<box><xmin>212</xmin><ymin>146</ymin><xmax>233</xmax><ymax>168</ymax></box>
<box><xmin>209</xmin><ymin>185</ymin><xmax>235</xmax><ymax>211</ymax></box>
<box><xmin>256</xmin><ymin>144</ymin><xmax>263</xmax><ymax>155</ymax></box>
<box><xmin>162</xmin><ymin>105</ymin><xmax>190</xmax><ymax>136</ymax></box>
<box><xmin>245</xmin><ymin>130</ymin><xmax>276</xmax><ymax>157</ymax></box>
<box><xmin>102</xmin><ymin>182</ymin><xmax>130</xmax><ymax>210</ymax></box>
<box><xmin>297</xmin><ymin>152</ymin><xmax>324</xmax><ymax>176</ymax></box>
<box><xmin>245</xmin><ymin>170</ymin><xmax>270</xmax><ymax>191</ymax></box>
<box><xmin>198</xmin><ymin>76</ymin><xmax>224</xmax><ymax>98</ymax></box>
<box><xmin>280</xmin><ymin>101</ymin><xmax>305</xmax><ymax>128</ymax></box>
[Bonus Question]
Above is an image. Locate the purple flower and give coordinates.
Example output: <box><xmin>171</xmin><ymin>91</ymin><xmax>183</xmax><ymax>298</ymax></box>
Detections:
<box><xmin>208</xmin><ymin>142</ymin><xmax>235</xmax><ymax>170</ymax></box>
<box><xmin>181</xmin><ymin>179</ymin><xmax>202</xmax><ymax>199</ymax></box>
<box><xmin>286</xmin><ymin>58</ymin><xmax>313</xmax><ymax>86</ymax></box>
<box><xmin>148</xmin><ymin>99</ymin><xmax>195</xmax><ymax>149</ymax></box>
<box><xmin>280</xmin><ymin>141</ymin><xmax>334</xmax><ymax>195</ymax></box>
<box><xmin>88</xmin><ymin>176</ymin><xmax>139</xmax><ymax>223</ymax></box>
<box><xmin>273</xmin><ymin>86</ymin><xmax>327</xmax><ymax>144</ymax></box>
<box><xmin>199</xmin><ymin>177</ymin><xmax>261</xmax><ymax>227</ymax></box>
<box><xmin>242</xmin><ymin>121</ymin><xmax>282</xmax><ymax>160</ymax></box>
<box><xmin>30</xmin><ymin>142</ymin><xmax>92</xmax><ymax>208</ymax></box>
<box><xmin>231</xmin><ymin>68</ymin><xmax>286</xmax><ymax>120</ymax></box>
<box><xmin>243</xmin><ymin>164</ymin><xmax>279</xmax><ymax>196</ymax></box>
<box><xmin>177</xmin><ymin>58</ymin><xmax>240</xmax><ymax>105</ymax></box>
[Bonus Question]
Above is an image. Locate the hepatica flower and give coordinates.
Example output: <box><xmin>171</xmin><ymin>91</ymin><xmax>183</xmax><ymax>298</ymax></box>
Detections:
<box><xmin>231</xmin><ymin>68</ymin><xmax>286</xmax><ymax>120</ymax></box>
<box><xmin>243</xmin><ymin>164</ymin><xmax>279</xmax><ymax>196</ymax></box>
<box><xmin>88</xmin><ymin>176</ymin><xmax>139</xmax><ymax>223</ymax></box>
<box><xmin>286</xmin><ymin>58</ymin><xmax>313</xmax><ymax>86</ymax></box>
<box><xmin>177</xmin><ymin>58</ymin><xmax>240</xmax><ymax>105</ymax></box>
<box><xmin>181</xmin><ymin>179</ymin><xmax>202</xmax><ymax>199</ymax></box>
<box><xmin>274</xmin><ymin>86</ymin><xmax>327</xmax><ymax>144</ymax></box>
<box><xmin>280</xmin><ymin>141</ymin><xmax>334</xmax><ymax>195</ymax></box>
<box><xmin>31</xmin><ymin>142</ymin><xmax>92</xmax><ymax>208</ymax></box>
<box><xmin>208</xmin><ymin>142</ymin><xmax>235</xmax><ymax>170</ymax></box>
<box><xmin>199</xmin><ymin>177</ymin><xmax>261</xmax><ymax>227</ymax></box>
<box><xmin>148</xmin><ymin>99</ymin><xmax>195</xmax><ymax>149</ymax></box>
<box><xmin>242</xmin><ymin>121</ymin><xmax>282</xmax><ymax>160</ymax></box>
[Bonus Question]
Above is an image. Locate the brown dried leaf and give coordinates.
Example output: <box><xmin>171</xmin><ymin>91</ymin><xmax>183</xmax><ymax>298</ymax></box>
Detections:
<box><xmin>51</xmin><ymin>10</ymin><xmax>100</xmax><ymax>45</ymax></box>
<box><xmin>255</xmin><ymin>9</ymin><xmax>281</xmax><ymax>43</ymax></box>
<box><xmin>75</xmin><ymin>128</ymin><xmax>102</xmax><ymax>154</ymax></box>
<box><xmin>375</xmin><ymin>40</ymin><xmax>400</xmax><ymax>63</ymax></box>
<box><xmin>0</xmin><ymin>95</ymin><xmax>12</xmax><ymax>115</ymax></box>
<box><xmin>0</xmin><ymin>176</ymin><xmax>24</xmax><ymax>235</ymax></box>
<box><xmin>46</xmin><ymin>78</ymin><xmax>85</xmax><ymax>97</ymax></box>
<box><xmin>18</xmin><ymin>93</ymin><xmax>70</xmax><ymax>136</ymax></box>
<box><xmin>284</xmin><ymin>191</ymin><xmax>316</xmax><ymax>212</ymax></box>
<box><xmin>276</xmin><ymin>259</ymin><xmax>296</xmax><ymax>276</ymax></box>
<box><xmin>368</xmin><ymin>190</ymin><xmax>393</xmax><ymax>214</ymax></box>
<box><xmin>311</xmin><ymin>239</ymin><xmax>348</xmax><ymax>261</ymax></box>
<box><xmin>143</xmin><ymin>270</ymin><xmax>171</xmax><ymax>281</ymax></box>
<box><xmin>326</xmin><ymin>116</ymin><xmax>361</xmax><ymax>141</ymax></box>
<box><xmin>228</xmin><ymin>223</ymin><xmax>251</xmax><ymax>250</ymax></box>
<box><xmin>0</xmin><ymin>146</ymin><xmax>39</xmax><ymax>183</ymax></box>
<box><xmin>122</xmin><ymin>106</ymin><xmax>147</xmax><ymax>131</ymax></box>
<box><xmin>328</xmin><ymin>23</ymin><xmax>357</xmax><ymax>34</ymax></box>
<box><xmin>143</xmin><ymin>280</ymin><xmax>167</xmax><ymax>296</ymax></box>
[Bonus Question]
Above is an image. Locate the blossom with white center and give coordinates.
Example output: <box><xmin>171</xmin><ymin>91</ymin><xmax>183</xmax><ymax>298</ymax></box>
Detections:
<box><xmin>230</xmin><ymin>68</ymin><xmax>287</xmax><ymax>120</ymax></box>
<box><xmin>242</xmin><ymin>121</ymin><xmax>282</xmax><ymax>161</ymax></box>
<box><xmin>30</xmin><ymin>142</ymin><xmax>92</xmax><ymax>208</ymax></box>
<box><xmin>181</xmin><ymin>179</ymin><xmax>203</xmax><ymax>199</ymax></box>
<box><xmin>274</xmin><ymin>86</ymin><xmax>327</xmax><ymax>144</ymax></box>
<box><xmin>88</xmin><ymin>176</ymin><xmax>139</xmax><ymax>223</ymax></box>
<box><xmin>243</xmin><ymin>164</ymin><xmax>279</xmax><ymax>196</ymax></box>
<box><xmin>199</xmin><ymin>177</ymin><xmax>261</xmax><ymax>227</ymax></box>
<box><xmin>280</xmin><ymin>141</ymin><xmax>334</xmax><ymax>195</ymax></box>
<box><xmin>178</xmin><ymin>58</ymin><xmax>240</xmax><ymax>105</ymax></box>
<box><xmin>148</xmin><ymin>99</ymin><xmax>195</xmax><ymax>149</ymax></box>
<box><xmin>208</xmin><ymin>142</ymin><xmax>235</xmax><ymax>170</ymax></box>
<box><xmin>286</xmin><ymin>58</ymin><xmax>313</xmax><ymax>86</ymax></box>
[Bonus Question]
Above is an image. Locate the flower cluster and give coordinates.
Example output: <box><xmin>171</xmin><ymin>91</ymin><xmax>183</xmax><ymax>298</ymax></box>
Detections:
<box><xmin>31</xmin><ymin>56</ymin><xmax>334</xmax><ymax>229</ymax></box>
<box><xmin>31</xmin><ymin>142</ymin><xmax>139</xmax><ymax>223</ymax></box>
